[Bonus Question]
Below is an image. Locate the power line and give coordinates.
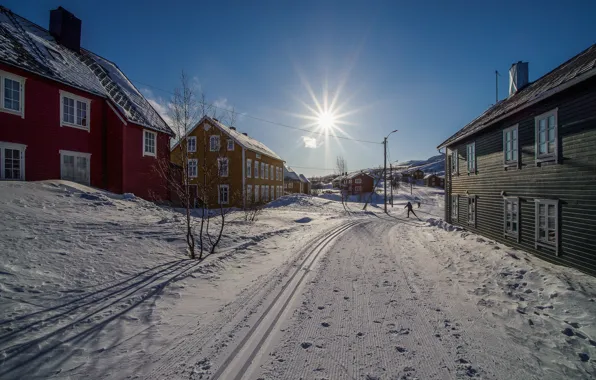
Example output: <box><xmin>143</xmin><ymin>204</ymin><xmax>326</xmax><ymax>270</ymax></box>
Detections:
<box><xmin>130</xmin><ymin>78</ymin><xmax>382</xmax><ymax>145</ymax></box>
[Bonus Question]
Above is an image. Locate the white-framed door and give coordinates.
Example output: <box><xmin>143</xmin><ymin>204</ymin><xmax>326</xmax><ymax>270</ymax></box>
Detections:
<box><xmin>0</xmin><ymin>142</ymin><xmax>26</xmax><ymax>180</ymax></box>
<box><xmin>60</xmin><ymin>150</ymin><xmax>91</xmax><ymax>185</ymax></box>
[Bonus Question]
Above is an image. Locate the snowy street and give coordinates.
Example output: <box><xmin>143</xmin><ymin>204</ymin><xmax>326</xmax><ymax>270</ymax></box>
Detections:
<box><xmin>1</xmin><ymin>182</ymin><xmax>595</xmax><ymax>379</ymax></box>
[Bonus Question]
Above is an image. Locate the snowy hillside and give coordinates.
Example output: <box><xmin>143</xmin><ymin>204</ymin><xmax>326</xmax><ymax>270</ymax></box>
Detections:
<box><xmin>394</xmin><ymin>153</ymin><xmax>445</xmax><ymax>176</ymax></box>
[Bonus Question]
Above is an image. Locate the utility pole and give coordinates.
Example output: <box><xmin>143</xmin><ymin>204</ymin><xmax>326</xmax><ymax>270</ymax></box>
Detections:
<box><xmin>390</xmin><ymin>163</ymin><xmax>393</xmax><ymax>207</ymax></box>
<box><xmin>383</xmin><ymin>137</ymin><xmax>387</xmax><ymax>213</ymax></box>
<box><xmin>410</xmin><ymin>177</ymin><xmax>413</xmax><ymax>195</ymax></box>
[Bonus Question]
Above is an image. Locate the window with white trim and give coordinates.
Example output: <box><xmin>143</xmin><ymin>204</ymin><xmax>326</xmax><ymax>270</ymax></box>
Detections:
<box><xmin>535</xmin><ymin>109</ymin><xmax>558</xmax><ymax>163</ymax></box>
<box><xmin>466</xmin><ymin>142</ymin><xmax>476</xmax><ymax>173</ymax></box>
<box><xmin>467</xmin><ymin>195</ymin><xmax>477</xmax><ymax>226</ymax></box>
<box><xmin>261</xmin><ymin>162</ymin><xmax>265</xmax><ymax>179</ymax></box>
<box><xmin>188</xmin><ymin>136</ymin><xmax>196</xmax><ymax>152</ymax></box>
<box><xmin>218</xmin><ymin>184</ymin><xmax>229</xmax><ymax>204</ymax></box>
<box><xmin>210</xmin><ymin>135</ymin><xmax>220</xmax><ymax>151</ymax></box>
<box><xmin>504</xmin><ymin>197</ymin><xmax>519</xmax><ymax>239</ymax></box>
<box><xmin>60</xmin><ymin>91</ymin><xmax>90</xmax><ymax>130</ymax></box>
<box><xmin>535</xmin><ymin>199</ymin><xmax>558</xmax><ymax>254</ymax></box>
<box><xmin>503</xmin><ymin>125</ymin><xmax>519</xmax><ymax>166</ymax></box>
<box><xmin>227</xmin><ymin>139</ymin><xmax>234</xmax><ymax>151</ymax></box>
<box><xmin>264</xmin><ymin>163</ymin><xmax>269</xmax><ymax>179</ymax></box>
<box><xmin>270</xmin><ymin>185</ymin><xmax>274</xmax><ymax>200</ymax></box>
<box><xmin>451</xmin><ymin>195</ymin><xmax>459</xmax><ymax>221</ymax></box>
<box><xmin>254</xmin><ymin>185</ymin><xmax>260</xmax><ymax>202</ymax></box>
<box><xmin>0</xmin><ymin>71</ymin><xmax>25</xmax><ymax>117</ymax></box>
<box><xmin>355</xmin><ymin>186</ymin><xmax>362</xmax><ymax>192</ymax></box>
<box><xmin>218</xmin><ymin>157</ymin><xmax>229</xmax><ymax>177</ymax></box>
<box><xmin>451</xmin><ymin>149</ymin><xmax>458</xmax><ymax>175</ymax></box>
<box><xmin>143</xmin><ymin>130</ymin><xmax>156</xmax><ymax>156</ymax></box>
<box><xmin>246</xmin><ymin>159</ymin><xmax>252</xmax><ymax>178</ymax></box>
<box><xmin>270</xmin><ymin>165</ymin><xmax>274</xmax><ymax>180</ymax></box>
<box><xmin>188</xmin><ymin>159</ymin><xmax>198</xmax><ymax>178</ymax></box>
<box><xmin>247</xmin><ymin>184</ymin><xmax>253</xmax><ymax>203</ymax></box>
<box><xmin>0</xmin><ymin>142</ymin><xmax>26</xmax><ymax>180</ymax></box>
<box><xmin>262</xmin><ymin>185</ymin><xmax>268</xmax><ymax>201</ymax></box>
<box><xmin>355</xmin><ymin>178</ymin><xmax>362</xmax><ymax>184</ymax></box>
<box><xmin>60</xmin><ymin>150</ymin><xmax>90</xmax><ymax>185</ymax></box>
<box><xmin>254</xmin><ymin>161</ymin><xmax>259</xmax><ymax>178</ymax></box>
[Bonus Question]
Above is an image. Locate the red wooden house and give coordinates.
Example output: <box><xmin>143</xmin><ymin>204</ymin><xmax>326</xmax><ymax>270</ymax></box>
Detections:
<box><xmin>0</xmin><ymin>6</ymin><xmax>174</xmax><ymax>200</ymax></box>
<box><xmin>345</xmin><ymin>172</ymin><xmax>374</xmax><ymax>195</ymax></box>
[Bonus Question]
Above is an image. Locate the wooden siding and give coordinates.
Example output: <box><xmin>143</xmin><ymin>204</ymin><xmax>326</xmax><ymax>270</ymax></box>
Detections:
<box><xmin>445</xmin><ymin>77</ymin><xmax>596</xmax><ymax>275</ymax></box>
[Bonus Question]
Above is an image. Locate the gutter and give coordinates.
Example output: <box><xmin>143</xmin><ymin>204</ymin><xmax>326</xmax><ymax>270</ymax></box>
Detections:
<box><xmin>437</xmin><ymin>68</ymin><xmax>596</xmax><ymax>149</ymax></box>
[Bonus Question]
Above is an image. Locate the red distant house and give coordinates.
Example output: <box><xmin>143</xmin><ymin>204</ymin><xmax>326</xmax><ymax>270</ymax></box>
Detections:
<box><xmin>345</xmin><ymin>172</ymin><xmax>374</xmax><ymax>195</ymax></box>
<box><xmin>0</xmin><ymin>6</ymin><xmax>175</xmax><ymax>200</ymax></box>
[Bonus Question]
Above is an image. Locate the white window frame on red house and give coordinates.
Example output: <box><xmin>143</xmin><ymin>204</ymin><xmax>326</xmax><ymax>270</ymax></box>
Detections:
<box><xmin>0</xmin><ymin>70</ymin><xmax>26</xmax><ymax>118</ymax></box>
<box><xmin>60</xmin><ymin>90</ymin><xmax>90</xmax><ymax>131</ymax></box>
<box><xmin>218</xmin><ymin>184</ymin><xmax>229</xmax><ymax>204</ymax></box>
<box><xmin>246</xmin><ymin>158</ymin><xmax>252</xmax><ymax>178</ymax></box>
<box><xmin>59</xmin><ymin>149</ymin><xmax>91</xmax><ymax>185</ymax></box>
<box><xmin>187</xmin><ymin>136</ymin><xmax>197</xmax><ymax>153</ymax></box>
<box><xmin>261</xmin><ymin>162</ymin><xmax>265</xmax><ymax>179</ymax></box>
<box><xmin>270</xmin><ymin>165</ymin><xmax>274</xmax><ymax>180</ymax></box>
<box><xmin>143</xmin><ymin>130</ymin><xmax>157</xmax><ymax>157</ymax></box>
<box><xmin>355</xmin><ymin>178</ymin><xmax>362</xmax><ymax>184</ymax></box>
<box><xmin>355</xmin><ymin>185</ymin><xmax>362</xmax><ymax>192</ymax></box>
<box><xmin>254</xmin><ymin>161</ymin><xmax>259</xmax><ymax>178</ymax></box>
<box><xmin>254</xmin><ymin>185</ymin><xmax>260</xmax><ymax>202</ymax></box>
<box><xmin>0</xmin><ymin>141</ymin><xmax>27</xmax><ymax>180</ymax></box>
<box><xmin>264</xmin><ymin>163</ymin><xmax>269</xmax><ymax>179</ymax></box>
<box><xmin>246</xmin><ymin>184</ymin><xmax>253</xmax><ymax>203</ymax></box>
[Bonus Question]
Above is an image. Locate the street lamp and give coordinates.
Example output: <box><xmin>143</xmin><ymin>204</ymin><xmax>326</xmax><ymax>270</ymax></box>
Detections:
<box><xmin>384</xmin><ymin>130</ymin><xmax>398</xmax><ymax>213</ymax></box>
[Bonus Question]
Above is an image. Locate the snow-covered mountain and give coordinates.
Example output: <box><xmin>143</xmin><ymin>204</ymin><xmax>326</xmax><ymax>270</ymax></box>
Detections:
<box><xmin>393</xmin><ymin>153</ymin><xmax>445</xmax><ymax>176</ymax></box>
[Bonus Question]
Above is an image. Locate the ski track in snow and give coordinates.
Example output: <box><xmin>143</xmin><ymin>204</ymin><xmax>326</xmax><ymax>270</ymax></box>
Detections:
<box><xmin>1</xmin><ymin>181</ymin><xmax>595</xmax><ymax>379</ymax></box>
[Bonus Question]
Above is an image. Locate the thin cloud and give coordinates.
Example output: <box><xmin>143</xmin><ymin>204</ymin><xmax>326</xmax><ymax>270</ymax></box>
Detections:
<box><xmin>302</xmin><ymin>136</ymin><xmax>318</xmax><ymax>148</ymax></box>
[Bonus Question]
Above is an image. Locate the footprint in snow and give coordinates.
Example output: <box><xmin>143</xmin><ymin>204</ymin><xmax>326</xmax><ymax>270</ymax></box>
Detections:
<box><xmin>396</xmin><ymin>346</ymin><xmax>407</xmax><ymax>353</ymax></box>
<box><xmin>301</xmin><ymin>342</ymin><xmax>312</xmax><ymax>349</ymax></box>
<box><xmin>321</xmin><ymin>322</ymin><xmax>330</xmax><ymax>327</ymax></box>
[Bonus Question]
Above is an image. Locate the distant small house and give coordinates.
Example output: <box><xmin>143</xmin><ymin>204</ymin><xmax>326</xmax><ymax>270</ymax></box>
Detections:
<box><xmin>345</xmin><ymin>172</ymin><xmax>374</xmax><ymax>195</ymax></box>
<box><xmin>299</xmin><ymin>174</ymin><xmax>310</xmax><ymax>194</ymax></box>
<box><xmin>424</xmin><ymin>174</ymin><xmax>444</xmax><ymax>188</ymax></box>
<box><xmin>332</xmin><ymin>173</ymin><xmax>347</xmax><ymax>188</ymax></box>
<box><xmin>284</xmin><ymin>165</ymin><xmax>302</xmax><ymax>193</ymax></box>
<box><xmin>412</xmin><ymin>169</ymin><xmax>425</xmax><ymax>180</ymax></box>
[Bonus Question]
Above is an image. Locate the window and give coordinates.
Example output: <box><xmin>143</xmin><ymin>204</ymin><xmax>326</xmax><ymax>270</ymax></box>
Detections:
<box><xmin>270</xmin><ymin>185</ymin><xmax>274</xmax><ymax>200</ymax></box>
<box><xmin>451</xmin><ymin>149</ymin><xmax>458</xmax><ymax>175</ymax></box>
<box><xmin>288</xmin><ymin>182</ymin><xmax>293</xmax><ymax>189</ymax></box>
<box><xmin>466</xmin><ymin>142</ymin><xmax>476</xmax><ymax>173</ymax></box>
<box><xmin>284</xmin><ymin>183</ymin><xmax>288</xmax><ymax>189</ymax></box>
<box><xmin>188</xmin><ymin>136</ymin><xmax>196</xmax><ymax>153</ymax></box>
<box><xmin>60</xmin><ymin>150</ymin><xmax>90</xmax><ymax>185</ymax></box>
<box><xmin>0</xmin><ymin>142</ymin><xmax>26</xmax><ymax>180</ymax></box>
<box><xmin>227</xmin><ymin>139</ymin><xmax>234</xmax><ymax>151</ymax></box>
<box><xmin>143</xmin><ymin>130</ymin><xmax>156</xmax><ymax>157</ymax></box>
<box><xmin>467</xmin><ymin>195</ymin><xmax>477</xmax><ymax>226</ymax></box>
<box><xmin>261</xmin><ymin>162</ymin><xmax>265</xmax><ymax>179</ymax></box>
<box><xmin>504</xmin><ymin>197</ymin><xmax>520</xmax><ymax>239</ymax></box>
<box><xmin>218</xmin><ymin>184</ymin><xmax>229</xmax><ymax>204</ymax></box>
<box><xmin>210</xmin><ymin>135</ymin><xmax>220</xmax><ymax>151</ymax></box>
<box><xmin>535</xmin><ymin>109</ymin><xmax>558</xmax><ymax>163</ymax></box>
<box><xmin>535</xmin><ymin>199</ymin><xmax>559</xmax><ymax>254</ymax></box>
<box><xmin>218</xmin><ymin>157</ymin><xmax>229</xmax><ymax>177</ymax></box>
<box><xmin>247</xmin><ymin>185</ymin><xmax>253</xmax><ymax>203</ymax></box>
<box><xmin>60</xmin><ymin>91</ymin><xmax>90</xmax><ymax>130</ymax></box>
<box><xmin>264</xmin><ymin>163</ymin><xmax>269</xmax><ymax>179</ymax></box>
<box><xmin>188</xmin><ymin>159</ymin><xmax>198</xmax><ymax>178</ymax></box>
<box><xmin>355</xmin><ymin>178</ymin><xmax>362</xmax><ymax>184</ymax></box>
<box><xmin>256</xmin><ymin>154</ymin><xmax>261</xmax><ymax>159</ymax></box>
<box><xmin>451</xmin><ymin>195</ymin><xmax>459</xmax><ymax>221</ymax></box>
<box><xmin>270</xmin><ymin>165</ymin><xmax>274</xmax><ymax>180</ymax></box>
<box><xmin>355</xmin><ymin>186</ymin><xmax>362</xmax><ymax>192</ymax></box>
<box><xmin>0</xmin><ymin>70</ymin><xmax>25</xmax><ymax>118</ymax></box>
<box><xmin>262</xmin><ymin>185</ymin><xmax>268</xmax><ymax>201</ymax></box>
<box><xmin>254</xmin><ymin>161</ymin><xmax>259</xmax><ymax>178</ymax></box>
<box><xmin>255</xmin><ymin>185</ymin><xmax>260</xmax><ymax>202</ymax></box>
<box><xmin>246</xmin><ymin>159</ymin><xmax>252</xmax><ymax>178</ymax></box>
<box><xmin>503</xmin><ymin>125</ymin><xmax>519</xmax><ymax>166</ymax></box>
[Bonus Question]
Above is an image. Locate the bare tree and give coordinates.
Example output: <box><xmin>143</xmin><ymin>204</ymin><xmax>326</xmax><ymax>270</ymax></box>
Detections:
<box><xmin>336</xmin><ymin>155</ymin><xmax>347</xmax><ymax>175</ymax></box>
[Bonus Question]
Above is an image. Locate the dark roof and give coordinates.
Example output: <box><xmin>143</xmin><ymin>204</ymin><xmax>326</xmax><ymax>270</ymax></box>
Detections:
<box><xmin>0</xmin><ymin>6</ymin><xmax>174</xmax><ymax>136</ymax></box>
<box><xmin>438</xmin><ymin>44</ymin><xmax>596</xmax><ymax>149</ymax></box>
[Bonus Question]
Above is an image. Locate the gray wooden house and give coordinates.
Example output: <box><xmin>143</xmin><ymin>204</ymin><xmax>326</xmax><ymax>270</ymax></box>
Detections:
<box><xmin>437</xmin><ymin>44</ymin><xmax>596</xmax><ymax>275</ymax></box>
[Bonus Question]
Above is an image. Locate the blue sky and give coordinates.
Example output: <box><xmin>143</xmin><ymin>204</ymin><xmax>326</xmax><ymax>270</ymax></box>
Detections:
<box><xmin>6</xmin><ymin>0</ymin><xmax>596</xmax><ymax>177</ymax></box>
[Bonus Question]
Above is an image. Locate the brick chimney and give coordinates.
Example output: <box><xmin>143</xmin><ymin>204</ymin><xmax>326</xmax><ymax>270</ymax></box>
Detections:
<box><xmin>50</xmin><ymin>7</ymin><xmax>81</xmax><ymax>52</ymax></box>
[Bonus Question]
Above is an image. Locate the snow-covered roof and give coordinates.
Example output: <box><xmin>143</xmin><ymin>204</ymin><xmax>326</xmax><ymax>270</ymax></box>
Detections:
<box><xmin>346</xmin><ymin>171</ymin><xmax>373</xmax><ymax>180</ymax></box>
<box><xmin>423</xmin><ymin>174</ymin><xmax>437</xmax><ymax>179</ymax></box>
<box><xmin>208</xmin><ymin>117</ymin><xmax>282</xmax><ymax>161</ymax></box>
<box><xmin>0</xmin><ymin>7</ymin><xmax>174</xmax><ymax>136</ymax></box>
<box><xmin>284</xmin><ymin>165</ymin><xmax>300</xmax><ymax>181</ymax></box>
<box><xmin>298</xmin><ymin>174</ymin><xmax>310</xmax><ymax>183</ymax></box>
<box><xmin>438</xmin><ymin>44</ymin><xmax>596</xmax><ymax>149</ymax></box>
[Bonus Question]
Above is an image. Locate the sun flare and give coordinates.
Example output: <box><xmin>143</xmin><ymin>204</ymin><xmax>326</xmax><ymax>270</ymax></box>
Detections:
<box><xmin>317</xmin><ymin>110</ymin><xmax>337</xmax><ymax>130</ymax></box>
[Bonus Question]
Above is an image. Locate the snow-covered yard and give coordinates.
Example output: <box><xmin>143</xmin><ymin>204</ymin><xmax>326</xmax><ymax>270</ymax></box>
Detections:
<box><xmin>0</xmin><ymin>181</ymin><xmax>594</xmax><ymax>379</ymax></box>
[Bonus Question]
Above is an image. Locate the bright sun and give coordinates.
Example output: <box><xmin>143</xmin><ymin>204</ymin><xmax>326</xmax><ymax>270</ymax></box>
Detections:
<box><xmin>317</xmin><ymin>110</ymin><xmax>336</xmax><ymax>130</ymax></box>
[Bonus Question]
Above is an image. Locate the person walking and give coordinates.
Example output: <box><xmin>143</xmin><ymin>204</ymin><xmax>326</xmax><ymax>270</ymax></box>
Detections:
<box><xmin>404</xmin><ymin>201</ymin><xmax>419</xmax><ymax>219</ymax></box>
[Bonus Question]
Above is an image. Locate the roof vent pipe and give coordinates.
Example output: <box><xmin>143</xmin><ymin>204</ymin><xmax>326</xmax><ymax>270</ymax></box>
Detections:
<box><xmin>242</xmin><ymin>132</ymin><xmax>248</xmax><ymax>136</ymax></box>
<box><xmin>230</xmin><ymin>127</ymin><xmax>236</xmax><ymax>130</ymax></box>
<box><xmin>509</xmin><ymin>61</ymin><xmax>529</xmax><ymax>96</ymax></box>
